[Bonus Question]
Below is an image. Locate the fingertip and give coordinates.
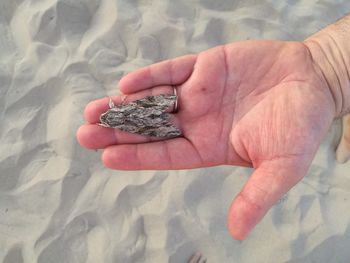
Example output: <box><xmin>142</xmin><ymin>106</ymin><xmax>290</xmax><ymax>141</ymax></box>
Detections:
<box><xmin>76</xmin><ymin>125</ymin><xmax>100</xmax><ymax>149</ymax></box>
<box><xmin>118</xmin><ymin>75</ymin><xmax>132</xmax><ymax>94</ymax></box>
<box><xmin>101</xmin><ymin>148</ymin><xmax>112</xmax><ymax>169</ymax></box>
<box><xmin>227</xmin><ymin>194</ymin><xmax>262</xmax><ymax>241</ymax></box>
<box><xmin>102</xmin><ymin>145</ymin><xmax>135</xmax><ymax>170</ymax></box>
<box><xmin>76</xmin><ymin>125</ymin><xmax>84</xmax><ymax>146</ymax></box>
<box><xmin>77</xmin><ymin>124</ymin><xmax>118</xmax><ymax>149</ymax></box>
<box><xmin>84</xmin><ymin>100</ymin><xmax>101</xmax><ymax>124</ymax></box>
<box><xmin>84</xmin><ymin>97</ymin><xmax>122</xmax><ymax>124</ymax></box>
<box><xmin>227</xmin><ymin>215</ymin><xmax>248</xmax><ymax>241</ymax></box>
<box><xmin>118</xmin><ymin>69</ymin><xmax>148</xmax><ymax>94</ymax></box>
<box><xmin>76</xmin><ymin>125</ymin><xmax>93</xmax><ymax>149</ymax></box>
<box><xmin>227</xmin><ymin>217</ymin><xmax>248</xmax><ymax>241</ymax></box>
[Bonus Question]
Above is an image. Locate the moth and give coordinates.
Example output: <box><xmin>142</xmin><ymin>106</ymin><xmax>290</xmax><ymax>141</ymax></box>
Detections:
<box><xmin>99</xmin><ymin>94</ymin><xmax>182</xmax><ymax>138</ymax></box>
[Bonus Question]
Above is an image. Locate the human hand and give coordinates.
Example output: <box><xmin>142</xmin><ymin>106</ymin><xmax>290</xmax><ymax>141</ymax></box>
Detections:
<box><xmin>77</xmin><ymin>40</ymin><xmax>337</xmax><ymax>240</ymax></box>
<box><xmin>336</xmin><ymin>114</ymin><xmax>350</xmax><ymax>163</ymax></box>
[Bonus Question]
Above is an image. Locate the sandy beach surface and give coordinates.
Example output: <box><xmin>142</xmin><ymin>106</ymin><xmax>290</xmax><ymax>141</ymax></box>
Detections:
<box><xmin>1</xmin><ymin>0</ymin><xmax>350</xmax><ymax>262</ymax></box>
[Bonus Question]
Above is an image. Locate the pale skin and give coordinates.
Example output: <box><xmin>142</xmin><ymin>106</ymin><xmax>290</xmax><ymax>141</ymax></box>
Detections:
<box><xmin>77</xmin><ymin>15</ymin><xmax>350</xmax><ymax>240</ymax></box>
<box><xmin>336</xmin><ymin>114</ymin><xmax>350</xmax><ymax>163</ymax></box>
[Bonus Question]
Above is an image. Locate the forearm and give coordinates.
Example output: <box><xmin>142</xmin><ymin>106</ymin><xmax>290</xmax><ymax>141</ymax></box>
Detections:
<box><xmin>304</xmin><ymin>14</ymin><xmax>350</xmax><ymax>117</ymax></box>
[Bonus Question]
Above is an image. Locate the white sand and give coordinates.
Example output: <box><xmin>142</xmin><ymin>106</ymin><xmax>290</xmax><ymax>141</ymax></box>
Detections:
<box><xmin>1</xmin><ymin>0</ymin><xmax>350</xmax><ymax>262</ymax></box>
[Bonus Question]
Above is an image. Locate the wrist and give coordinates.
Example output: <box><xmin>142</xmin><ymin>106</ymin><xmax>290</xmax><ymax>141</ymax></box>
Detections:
<box><xmin>304</xmin><ymin>19</ymin><xmax>350</xmax><ymax>117</ymax></box>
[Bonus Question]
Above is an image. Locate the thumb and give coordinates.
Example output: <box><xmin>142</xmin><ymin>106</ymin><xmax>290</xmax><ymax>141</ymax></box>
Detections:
<box><xmin>227</xmin><ymin>157</ymin><xmax>310</xmax><ymax>240</ymax></box>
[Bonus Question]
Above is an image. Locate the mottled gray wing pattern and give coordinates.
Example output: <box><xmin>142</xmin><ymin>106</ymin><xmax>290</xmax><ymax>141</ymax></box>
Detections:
<box><xmin>99</xmin><ymin>94</ymin><xmax>182</xmax><ymax>138</ymax></box>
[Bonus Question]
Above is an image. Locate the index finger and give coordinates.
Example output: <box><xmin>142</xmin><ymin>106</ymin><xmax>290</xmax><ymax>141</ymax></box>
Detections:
<box><xmin>119</xmin><ymin>54</ymin><xmax>197</xmax><ymax>94</ymax></box>
<box><xmin>84</xmin><ymin>85</ymin><xmax>174</xmax><ymax>124</ymax></box>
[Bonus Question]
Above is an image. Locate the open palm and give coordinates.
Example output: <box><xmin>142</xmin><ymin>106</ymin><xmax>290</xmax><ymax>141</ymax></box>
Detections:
<box><xmin>77</xmin><ymin>40</ymin><xmax>336</xmax><ymax>240</ymax></box>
